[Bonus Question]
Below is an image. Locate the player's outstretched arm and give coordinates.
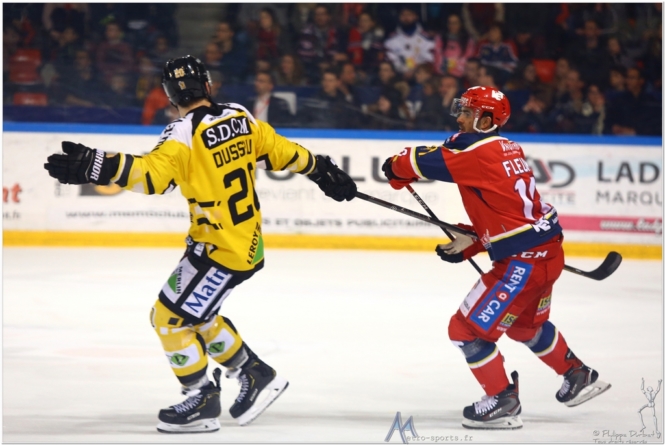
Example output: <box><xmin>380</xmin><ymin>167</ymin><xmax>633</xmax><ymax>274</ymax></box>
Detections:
<box><xmin>307</xmin><ymin>155</ymin><xmax>357</xmax><ymax>202</ymax></box>
<box><xmin>44</xmin><ymin>141</ymin><xmax>119</xmax><ymax>185</ymax></box>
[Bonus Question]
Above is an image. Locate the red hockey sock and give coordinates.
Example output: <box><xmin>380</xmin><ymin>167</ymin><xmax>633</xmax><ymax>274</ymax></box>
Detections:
<box><xmin>528</xmin><ymin>322</ymin><xmax>583</xmax><ymax>375</ymax></box>
<box><xmin>469</xmin><ymin>348</ymin><xmax>510</xmax><ymax>396</ymax></box>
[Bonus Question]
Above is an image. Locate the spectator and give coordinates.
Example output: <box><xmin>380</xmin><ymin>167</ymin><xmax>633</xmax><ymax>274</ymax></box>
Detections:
<box><xmin>565</xmin><ymin>19</ymin><xmax>612</xmax><ymax>90</ymax></box>
<box><xmin>552</xmin><ymin>57</ymin><xmax>571</xmax><ymax>101</ymax></box>
<box><xmin>302</xmin><ymin>69</ymin><xmax>352</xmax><ymax>128</ymax></box>
<box><xmin>416</xmin><ymin>75</ymin><xmax>460</xmax><ymax>131</ymax></box>
<box><xmin>57</xmin><ymin>49</ymin><xmax>106</xmax><ymax>107</ymax></box>
<box><xmin>461</xmin><ymin>57</ymin><xmax>481</xmax><ymax>89</ymax></box>
<box><xmin>135</xmin><ymin>56</ymin><xmax>160</xmax><ymax>104</ymax></box>
<box><xmin>504</xmin><ymin>62</ymin><xmax>554</xmax><ymax>112</ymax></box>
<box><xmin>373</xmin><ymin>60</ymin><xmax>400</xmax><ymax>89</ymax></box>
<box><xmin>96</xmin><ymin>21</ymin><xmax>134</xmax><ymax>85</ymax></box>
<box><xmin>237</xmin><ymin>3</ymin><xmax>290</xmax><ymax>38</ymax></box>
<box><xmin>604</xmin><ymin>67</ymin><xmax>662</xmax><ymax>136</ymax></box>
<box><xmin>246</xmin><ymin>71</ymin><xmax>294</xmax><ymax>127</ymax></box>
<box><xmin>476</xmin><ymin>22</ymin><xmax>518</xmax><ymax>86</ymax></box>
<box><xmin>88</xmin><ymin>4</ymin><xmax>127</xmax><ymax>41</ymax></box>
<box><xmin>571</xmin><ymin>4</ymin><xmax>619</xmax><ymax>37</ymax></box>
<box><xmin>642</xmin><ymin>21</ymin><xmax>662</xmax><ymax>92</ymax></box>
<box><xmin>504</xmin><ymin>4</ymin><xmax>557</xmax><ymax>59</ymax></box>
<box><xmin>202</xmin><ymin>41</ymin><xmax>223</xmax><ymax>75</ymax></box>
<box><xmin>42</xmin><ymin>3</ymin><xmax>89</xmax><ymax>42</ymax></box>
<box><xmin>337</xmin><ymin>62</ymin><xmax>363</xmax><ymax>126</ymax></box>
<box><xmin>99</xmin><ymin>73</ymin><xmax>136</xmax><ymax>108</ymax></box>
<box><xmin>606</xmin><ymin>65</ymin><xmax>627</xmax><ymax>101</ymax></box>
<box><xmin>297</xmin><ymin>4</ymin><xmax>347</xmax><ymax>84</ymax></box>
<box><xmin>607</xmin><ymin>36</ymin><xmax>634</xmax><ymax>70</ymax></box>
<box><xmin>141</xmin><ymin>83</ymin><xmax>171</xmax><ymax>125</ymax></box>
<box><xmin>384</xmin><ymin>6</ymin><xmax>435</xmax><ymax>82</ymax></box>
<box><xmin>147</xmin><ymin>35</ymin><xmax>179</xmax><ymax>68</ymax></box>
<box><xmin>478</xmin><ymin>65</ymin><xmax>501</xmax><ymax>89</ymax></box>
<box><xmin>275</xmin><ymin>53</ymin><xmax>307</xmax><ymax>87</ymax></box>
<box><xmin>433</xmin><ymin>13</ymin><xmax>476</xmax><ymax>78</ymax></box>
<box><xmin>548</xmin><ymin>68</ymin><xmax>588</xmax><ymax>133</ymax></box>
<box><xmin>462</xmin><ymin>3</ymin><xmax>504</xmax><ymax>41</ymax></box>
<box><xmin>365</xmin><ymin>86</ymin><xmax>412</xmax><ymax>130</ymax></box>
<box><xmin>209</xmin><ymin>70</ymin><xmax>226</xmax><ymax>104</ymax></box>
<box><xmin>213</xmin><ymin>21</ymin><xmax>249</xmax><ymax>85</ymax></box>
<box><xmin>51</xmin><ymin>26</ymin><xmax>83</xmax><ymax>80</ymax></box>
<box><xmin>506</xmin><ymin>91</ymin><xmax>551</xmax><ymax>133</ymax></box>
<box><xmin>411</xmin><ymin>62</ymin><xmax>435</xmax><ymax>104</ymax></box>
<box><xmin>347</xmin><ymin>11</ymin><xmax>385</xmax><ymax>81</ymax></box>
<box><xmin>252</xmin><ymin>8</ymin><xmax>291</xmax><ymax>67</ymax></box>
<box><xmin>586</xmin><ymin>84</ymin><xmax>606</xmax><ymax>135</ymax></box>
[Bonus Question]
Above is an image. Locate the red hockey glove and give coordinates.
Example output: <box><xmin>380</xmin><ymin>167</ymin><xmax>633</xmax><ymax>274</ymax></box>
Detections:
<box><xmin>382</xmin><ymin>157</ymin><xmax>417</xmax><ymax>190</ymax></box>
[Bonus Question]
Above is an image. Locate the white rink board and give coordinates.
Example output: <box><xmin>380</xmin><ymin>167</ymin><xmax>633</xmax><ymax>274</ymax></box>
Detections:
<box><xmin>3</xmin><ymin>131</ymin><xmax>662</xmax><ymax>244</ymax></box>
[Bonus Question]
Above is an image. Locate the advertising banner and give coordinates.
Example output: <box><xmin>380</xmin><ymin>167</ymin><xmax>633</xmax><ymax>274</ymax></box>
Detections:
<box><xmin>3</xmin><ymin>131</ymin><xmax>661</xmax><ymax>247</ymax></box>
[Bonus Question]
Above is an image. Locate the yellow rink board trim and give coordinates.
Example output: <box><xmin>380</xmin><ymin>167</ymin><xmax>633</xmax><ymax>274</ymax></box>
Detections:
<box><xmin>2</xmin><ymin>231</ymin><xmax>661</xmax><ymax>260</ymax></box>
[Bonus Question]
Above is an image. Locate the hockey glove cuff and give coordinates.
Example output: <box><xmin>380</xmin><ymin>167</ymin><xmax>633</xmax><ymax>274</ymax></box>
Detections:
<box><xmin>382</xmin><ymin>157</ymin><xmax>417</xmax><ymax>190</ymax></box>
<box><xmin>45</xmin><ymin>141</ymin><xmax>119</xmax><ymax>185</ymax></box>
<box><xmin>307</xmin><ymin>155</ymin><xmax>357</xmax><ymax>202</ymax></box>
<box><xmin>435</xmin><ymin>225</ymin><xmax>485</xmax><ymax>264</ymax></box>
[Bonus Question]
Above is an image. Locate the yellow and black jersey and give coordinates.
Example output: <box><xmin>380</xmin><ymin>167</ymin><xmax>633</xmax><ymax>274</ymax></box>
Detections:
<box><xmin>110</xmin><ymin>102</ymin><xmax>316</xmax><ymax>272</ymax></box>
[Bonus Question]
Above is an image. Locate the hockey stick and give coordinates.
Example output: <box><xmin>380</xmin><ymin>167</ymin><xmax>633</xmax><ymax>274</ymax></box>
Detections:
<box><xmin>354</xmin><ymin>191</ymin><xmax>623</xmax><ymax>281</ymax></box>
<box><xmin>405</xmin><ymin>185</ymin><xmax>485</xmax><ymax>275</ymax></box>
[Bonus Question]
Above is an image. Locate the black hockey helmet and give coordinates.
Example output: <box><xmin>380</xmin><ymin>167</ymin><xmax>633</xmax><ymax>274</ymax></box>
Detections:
<box><xmin>162</xmin><ymin>55</ymin><xmax>212</xmax><ymax>107</ymax></box>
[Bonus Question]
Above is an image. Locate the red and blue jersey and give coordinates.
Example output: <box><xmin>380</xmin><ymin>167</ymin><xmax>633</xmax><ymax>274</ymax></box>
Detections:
<box><xmin>391</xmin><ymin>131</ymin><xmax>562</xmax><ymax>260</ymax></box>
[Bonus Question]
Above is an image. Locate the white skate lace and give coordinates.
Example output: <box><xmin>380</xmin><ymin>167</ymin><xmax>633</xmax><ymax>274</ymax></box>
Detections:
<box><xmin>235</xmin><ymin>374</ymin><xmax>250</xmax><ymax>403</ymax></box>
<box><xmin>474</xmin><ymin>395</ymin><xmax>498</xmax><ymax>415</ymax></box>
<box><xmin>559</xmin><ymin>379</ymin><xmax>571</xmax><ymax>397</ymax></box>
<box><xmin>172</xmin><ymin>393</ymin><xmax>203</xmax><ymax>414</ymax></box>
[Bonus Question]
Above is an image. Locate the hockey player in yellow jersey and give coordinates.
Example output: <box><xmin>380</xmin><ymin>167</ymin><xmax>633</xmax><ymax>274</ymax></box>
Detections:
<box><xmin>44</xmin><ymin>55</ymin><xmax>357</xmax><ymax>434</ymax></box>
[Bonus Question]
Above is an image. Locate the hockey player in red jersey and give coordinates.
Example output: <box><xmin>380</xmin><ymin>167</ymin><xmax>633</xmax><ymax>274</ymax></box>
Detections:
<box><xmin>381</xmin><ymin>86</ymin><xmax>611</xmax><ymax>429</ymax></box>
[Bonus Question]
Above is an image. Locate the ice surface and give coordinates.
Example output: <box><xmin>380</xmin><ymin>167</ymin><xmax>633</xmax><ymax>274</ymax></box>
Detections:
<box><xmin>3</xmin><ymin>247</ymin><xmax>663</xmax><ymax>443</ymax></box>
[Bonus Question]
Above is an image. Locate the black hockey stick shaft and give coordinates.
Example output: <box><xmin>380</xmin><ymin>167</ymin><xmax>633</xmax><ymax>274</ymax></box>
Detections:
<box><xmin>355</xmin><ymin>191</ymin><xmax>622</xmax><ymax>281</ymax></box>
<box><xmin>354</xmin><ymin>191</ymin><xmax>477</xmax><ymax>238</ymax></box>
<box><xmin>405</xmin><ymin>185</ymin><xmax>485</xmax><ymax>275</ymax></box>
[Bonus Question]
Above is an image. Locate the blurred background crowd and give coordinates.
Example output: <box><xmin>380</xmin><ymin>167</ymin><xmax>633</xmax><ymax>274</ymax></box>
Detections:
<box><xmin>3</xmin><ymin>3</ymin><xmax>662</xmax><ymax>135</ymax></box>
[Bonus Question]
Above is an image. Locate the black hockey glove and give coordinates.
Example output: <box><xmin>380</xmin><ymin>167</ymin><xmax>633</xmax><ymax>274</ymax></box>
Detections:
<box><xmin>308</xmin><ymin>155</ymin><xmax>357</xmax><ymax>202</ymax></box>
<box><xmin>44</xmin><ymin>141</ymin><xmax>119</xmax><ymax>185</ymax></box>
<box><xmin>435</xmin><ymin>245</ymin><xmax>464</xmax><ymax>263</ymax></box>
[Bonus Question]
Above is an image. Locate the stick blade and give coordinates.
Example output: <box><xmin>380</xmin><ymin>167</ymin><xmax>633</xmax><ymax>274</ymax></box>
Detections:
<box><xmin>586</xmin><ymin>251</ymin><xmax>623</xmax><ymax>281</ymax></box>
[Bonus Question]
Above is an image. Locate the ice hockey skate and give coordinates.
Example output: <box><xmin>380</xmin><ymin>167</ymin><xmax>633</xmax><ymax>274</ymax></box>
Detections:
<box><xmin>156</xmin><ymin>369</ymin><xmax>222</xmax><ymax>434</ymax></box>
<box><xmin>226</xmin><ymin>356</ymin><xmax>289</xmax><ymax>426</ymax></box>
<box><xmin>556</xmin><ymin>364</ymin><xmax>611</xmax><ymax>407</ymax></box>
<box><xmin>462</xmin><ymin>371</ymin><xmax>523</xmax><ymax>430</ymax></box>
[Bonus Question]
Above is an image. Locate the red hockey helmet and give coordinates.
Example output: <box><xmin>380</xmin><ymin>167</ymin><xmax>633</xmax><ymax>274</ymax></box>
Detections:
<box><xmin>450</xmin><ymin>86</ymin><xmax>511</xmax><ymax>132</ymax></box>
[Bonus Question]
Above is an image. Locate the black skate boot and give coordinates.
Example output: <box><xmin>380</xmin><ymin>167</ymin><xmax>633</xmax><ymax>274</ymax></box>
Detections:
<box><xmin>462</xmin><ymin>371</ymin><xmax>523</xmax><ymax>430</ymax></box>
<box><xmin>157</xmin><ymin>368</ymin><xmax>222</xmax><ymax>434</ymax></box>
<box><xmin>226</xmin><ymin>352</ymin><xmax>289</xmax><ymax>426</ymax></box>
<box><xmin>556</xmin><ymin>361</ymin><xmax>611</xmax><ymax>407</ymax></box>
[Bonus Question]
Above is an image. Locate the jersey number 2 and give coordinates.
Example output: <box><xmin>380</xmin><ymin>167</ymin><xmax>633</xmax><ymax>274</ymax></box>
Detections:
<box><xmin>224</xmin><ymin>163</ymin><xmax>260</xmax><ymax>226</ymax></box>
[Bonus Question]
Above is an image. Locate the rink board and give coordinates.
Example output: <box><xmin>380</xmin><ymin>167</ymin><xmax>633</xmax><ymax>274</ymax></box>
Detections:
<box><xmin>3</xmin><ymin>125</ymin><xmax>662</xmax><ymax>258</ymax></box>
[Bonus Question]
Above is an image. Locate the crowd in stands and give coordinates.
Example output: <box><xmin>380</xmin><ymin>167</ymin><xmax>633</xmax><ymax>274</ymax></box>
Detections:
<box><xmin>3</xmin><ymin>3</ymin><xmax>662</xmax><ymax>135</ymax></box>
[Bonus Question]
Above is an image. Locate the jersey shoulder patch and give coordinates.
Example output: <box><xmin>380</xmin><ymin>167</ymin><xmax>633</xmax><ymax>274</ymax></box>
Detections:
<box><xmin>217</xmin><ymin>102</ymin><xmax>258</xmax><ymax>125</ymax></box>
<box><xmin>154</xmin><ymin>115</ymin><xmax>193</xmax><ymax>151</ymax></box>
